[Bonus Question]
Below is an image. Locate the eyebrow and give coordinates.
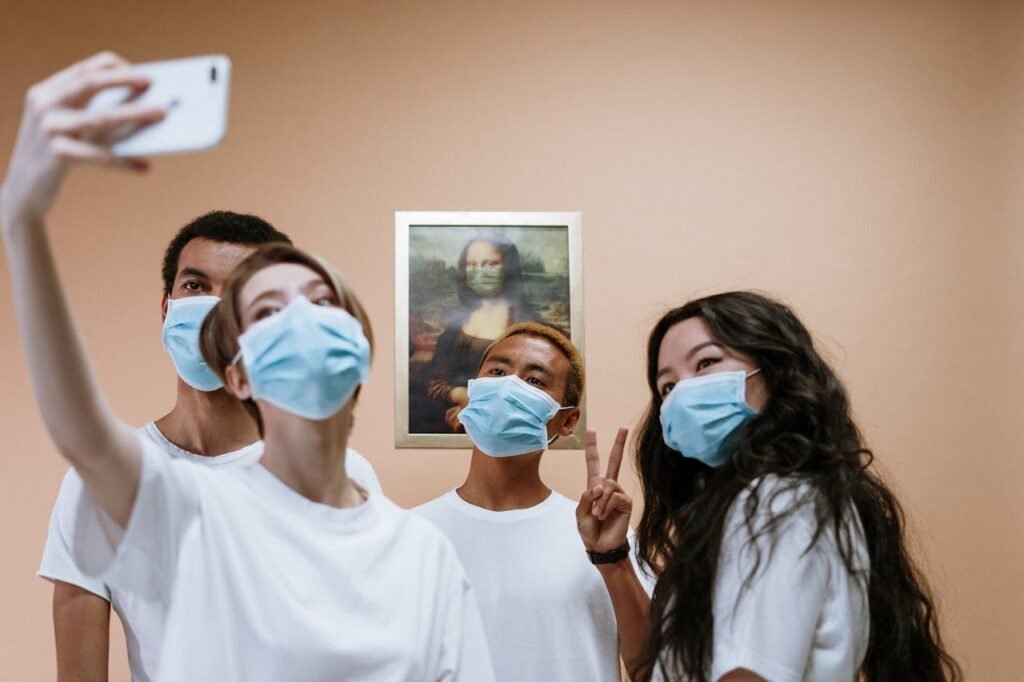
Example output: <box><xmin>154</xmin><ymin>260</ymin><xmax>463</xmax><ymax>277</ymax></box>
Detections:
<box><xmin>655</xmin><ymin>341</ymin><xmax>723</xmax><ymax>380</ymax></box>
<box><xmin>246</xmin><ymin>289</ymin><xmax>285</xmax><ymax>313</ymax></box>
<box><xmin>301</xmin><ymin>279</ymin><xmax>330</xmax><ymax>294</ymax></box>
<box><xmin>481</xmin><ymin>355</ymin><xmax>554</xmax><ymax>378</ymax></box>
<box><xmin>177</xmin><ymin>267</ymin><xmax>209</xmax><ymax>282</ymax></box>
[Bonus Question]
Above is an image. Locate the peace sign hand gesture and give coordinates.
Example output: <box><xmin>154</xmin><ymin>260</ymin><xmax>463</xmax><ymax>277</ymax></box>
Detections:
<box><xmin>576</xmin><ymin>427</ymin><xmax>632</xmax><ymax>553</ymax></box>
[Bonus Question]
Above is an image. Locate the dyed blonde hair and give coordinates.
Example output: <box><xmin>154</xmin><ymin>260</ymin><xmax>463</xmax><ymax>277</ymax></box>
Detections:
<box><xmin>199</xmin><ymin>244</ymin><xmax>374</xmax><ymax>434</ymax></box>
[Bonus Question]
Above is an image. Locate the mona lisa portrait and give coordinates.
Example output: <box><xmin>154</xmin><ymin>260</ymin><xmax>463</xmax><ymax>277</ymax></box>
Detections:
<box><xmin>395</xmin><ymin>211</ymin><xmax>585</xmax><ymax>448</ymax></box>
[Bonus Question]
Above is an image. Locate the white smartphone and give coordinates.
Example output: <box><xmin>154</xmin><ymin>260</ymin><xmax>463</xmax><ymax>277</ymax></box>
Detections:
<box><xmin>88</xmin><ymin>55</ymin><xmax>231</xmax><ymax>157</ymax></box>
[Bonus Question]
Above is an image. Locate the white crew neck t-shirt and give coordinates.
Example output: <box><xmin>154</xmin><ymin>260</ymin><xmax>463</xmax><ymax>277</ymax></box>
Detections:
<box><xmin>90</xmin><ymin>433</ymin><xmax>494</xmax><ymax>681</ymax></box>
<box><xmin>414</xmin><ymin>490</ymin><xmax>655</xmax><ymax>682</ymax></box>
<box><xmin>652</xmin><ymin>477</ymin><xmax>870</xmax><ymax>682</ymax></box>
<box><xmin>38</xmin><ymin>421</ymin><xmax>383</xmax><ymax>682</ymax></box>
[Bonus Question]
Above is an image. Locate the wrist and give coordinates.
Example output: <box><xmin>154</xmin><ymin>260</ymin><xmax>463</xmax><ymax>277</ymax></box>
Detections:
<box><xmin>586</xmin><ymin>539</ymin><xmax>630</xmax><ymax>565</ymax></box>
<box><xmin>595</xmin><ymin>557</ymin><xmax>634</xmax><ymax>579</ymax></box>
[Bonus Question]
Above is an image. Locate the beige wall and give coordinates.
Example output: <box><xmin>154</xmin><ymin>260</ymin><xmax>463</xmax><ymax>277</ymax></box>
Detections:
<box><xmin>0</xmin><ymin>1</ymin><xmax>1019</xmax><ymax>678</ymax></box>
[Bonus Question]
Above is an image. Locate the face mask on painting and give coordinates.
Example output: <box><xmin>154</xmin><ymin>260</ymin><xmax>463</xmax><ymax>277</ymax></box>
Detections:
<box><xmin>466</xmin><ymin>266</ymin><xmax>504</xmax><ymax>297</ymax></box>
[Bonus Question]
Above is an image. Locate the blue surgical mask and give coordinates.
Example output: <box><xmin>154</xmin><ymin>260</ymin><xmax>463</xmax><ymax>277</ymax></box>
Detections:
<box><xmin>458</xmin><ymin>375</ymin><xmax>573</xmax><ymax>457</ymax></box>
<box><xmin>232</xmin><ymin>296</ymin><xmax>370</xmax><ymax>420</ymax></box>
<box><xmin>162</xmin><ymin>295</ymin><xmax>223</xmax><ymax>391</ymax></box>
<box><xmin>660</xmin><ymin>369</ymin><xmax>761</xmax><ymax>468</ymax></box>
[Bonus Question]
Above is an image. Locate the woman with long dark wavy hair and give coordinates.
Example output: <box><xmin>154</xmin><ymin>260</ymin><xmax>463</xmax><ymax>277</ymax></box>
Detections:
<box><xmin>633</xmin><ymin>291</ymin><xmax>960</xmax><ymax>681</ymax></box>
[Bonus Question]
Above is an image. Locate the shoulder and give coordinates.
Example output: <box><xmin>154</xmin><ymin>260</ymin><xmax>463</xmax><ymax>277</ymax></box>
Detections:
<box><xmin>412</xmin><ymin>491</ymin><xmax>453</xmax><ymax>518</ymax></box>
<box><xmin>723</xmin><ymin>476</ymin><xmax>821</xmax><ymax>550</ymax></box>
<box><xmin>731</xmin><ymin>476</ymin><xmax>817</xmax><ymax>521</ymax></box>
<box><xmin>345</xmin><ymin>447</ymin><xmax>382</xmax><ymax>494</ymax></box>
<box><xmin>386</xmin><ymin>498</ymin><xmax>465</xmax><ymax>564</ymax></box>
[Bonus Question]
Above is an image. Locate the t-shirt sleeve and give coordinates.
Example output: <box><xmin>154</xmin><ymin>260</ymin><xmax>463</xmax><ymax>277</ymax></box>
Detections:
<box><xmin>37</xmin><ymin>468</ymin><xmax>112</xmax><ymax>600</ymax></box>
<box><xmin>437</xmin><ymin>554</ymin><xmax>496</xmax><ymax>682</ymax></box>
<box><xmin>710</xmin><ymin>491</ymin><xmax>829</xmax><ymax>682</ymax></box>
<box><xmin>101</xmin><ymin>433</ymin><xmax>204</xmax><ymax>604</ymax></box>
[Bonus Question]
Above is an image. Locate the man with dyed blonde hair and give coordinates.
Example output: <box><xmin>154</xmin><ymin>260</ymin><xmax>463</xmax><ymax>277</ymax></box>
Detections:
<box><xmin>415</xmin><ymin>322</ymin><xmax>652</xmax><ymax>682</ymax></box>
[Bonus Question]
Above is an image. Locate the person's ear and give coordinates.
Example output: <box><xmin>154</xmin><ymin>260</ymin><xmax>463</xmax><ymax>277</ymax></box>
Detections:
<box><xmin>225</xmin><ymin>361</ymin><xmax>252</xmax><ymax>401</ymax></box>
<box><xmin>161</xmin><ymin>294</ymin><xmax>169</xmax><ymax>323</ymax></box>
<box><xmin>558</xmin><ymin>406</ymin><xmax>581</xmax><ymax>437</ymax></box>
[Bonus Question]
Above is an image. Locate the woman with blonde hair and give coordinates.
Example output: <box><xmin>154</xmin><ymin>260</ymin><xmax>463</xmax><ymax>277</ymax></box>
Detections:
<box><xmin>3</xmin><ymin>53</ymin><xmax>493</xmax><ymax>681</ymax></box>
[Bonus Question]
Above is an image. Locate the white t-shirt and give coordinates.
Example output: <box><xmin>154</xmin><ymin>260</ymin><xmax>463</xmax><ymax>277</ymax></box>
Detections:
<box><xmin>652</xmin><ymin>477</ymin><xmax>870</xmax><ymax>682</ymax></box>
<box><xmin>38</xmin><ymin>421</ymin><xmax>383</xmax><ymax>682</ymax></box>
<box><xmin>414</xmin><ymin>490</ymin><xmax>655</xmax><ymax>682</ymax></box>
<box><xmin>90</xmin><ymin>433</ymin><xmax>493</xmax><ymax>681</ymax></box>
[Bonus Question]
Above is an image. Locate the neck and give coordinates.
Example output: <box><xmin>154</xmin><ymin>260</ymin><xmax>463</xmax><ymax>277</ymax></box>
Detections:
<box><xmin>259</xmin><ymin>409</ymin><xmax>363</xmax><ymax>509</ymax></box>
<box><xmin>156</xmin><ymin>381</ymin><xmax>260</xmax><ymax>456</ymax></box>
<box><xmin>457</xmin><ymin>448</ymin><xmax>550</xmax><ymax>511</ymax></box>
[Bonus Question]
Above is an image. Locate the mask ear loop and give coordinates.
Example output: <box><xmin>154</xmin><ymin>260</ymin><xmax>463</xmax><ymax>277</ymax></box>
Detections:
<box><xmin>547</xmin><ymin>404</ymin><xmax>579</xmax><ymax>445</ymax></box>
<box><xmin>746</xmin><ymin>368</ymin><xmax>762</xmax><ymax>379</ymax></box>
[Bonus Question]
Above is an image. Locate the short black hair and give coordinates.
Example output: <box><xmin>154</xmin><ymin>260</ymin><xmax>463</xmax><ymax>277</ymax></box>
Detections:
<box><xmin>161</xmin><ymin>211</ymin><xmax>292</xmax><ymax>295</ymax></box>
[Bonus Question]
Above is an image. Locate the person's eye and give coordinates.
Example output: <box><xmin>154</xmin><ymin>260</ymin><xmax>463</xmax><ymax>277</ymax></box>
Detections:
<box><xmin>660</xmin><ymin>382</ymin><xmax>675</xmax><ymax>398</ymax></box>
<box><xmin>487</xmin><ymin>367</ymin><xmax>506</xmax><ymax>376</ymax></box>
<box><xmin>313</xmin><ymin>296</ymin><xmax>334</xmax><ymax>307</ymax></box>
<box><xmin>182</xmin><ymin>280</ymin><xmax>205</xmax><ymax>293</ymax></box>
<box><xmin>253</xmin><ymin>307</ymin><xmax>279</xmax><ymax>321</ymax></box>
<box><xmin>696</xmin><ymin>357</ymin><xmax>719</xmax><ymax>372</ymax></box>
<box><xmin>526</xmin><ymin>376</ymin><xmax>544</xmax><ymax>387</ymax></box>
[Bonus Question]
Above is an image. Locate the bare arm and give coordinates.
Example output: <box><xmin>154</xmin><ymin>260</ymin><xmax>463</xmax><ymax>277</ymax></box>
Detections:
<box><xmin>0</xmin><ymin>52</ymin><xmax>165</xmax><ymax>525</ymax></box>
<box><xmin>576</xmin><ymin>428</ymin><xmax>651</xmax><ymax>680</ymax></box>
<box><xmin>53</xmin><ymin>581</ymin><xmax>111</xmax><ymax>682</ymax></box>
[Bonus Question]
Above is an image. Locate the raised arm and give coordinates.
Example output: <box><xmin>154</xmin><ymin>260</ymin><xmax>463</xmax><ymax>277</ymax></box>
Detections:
<box><xmin>575</xmin><ymin>428</ymin><xmax>652</xmax><ymax>680</ymax></box>
<box><xmin>0</xmin><ymin>52</ymin><xmax>166</xmax><ymax>526</ymax></box>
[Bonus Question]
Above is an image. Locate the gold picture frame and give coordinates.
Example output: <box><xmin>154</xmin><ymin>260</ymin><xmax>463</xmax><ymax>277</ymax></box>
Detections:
<box><xmin>395</xmin><ymin>211</ymin><xmax>585</xmax><ymax>449</ymax></box>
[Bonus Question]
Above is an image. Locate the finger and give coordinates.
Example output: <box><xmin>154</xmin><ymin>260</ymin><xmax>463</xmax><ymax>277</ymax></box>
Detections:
<box><xmin>584</xmin><ymin>429</ymin><xmax>601</xmax><ymax>487</ymax></box>
<box><xmin>605</xmin><ymin>426</ymin><xmax>628</xmax><ymax>481</ymax></box>
<box><xmin>50</xmin><ymin>136</ymin><xmax>149</xmax><ymax>171</ymax></box>
<box><xmin>600</xmin><ymin>491</ymin><xmax>632</xmax><ymax>521</ymax></box>
<box><xmin>592</xmin><ymin>479</ymin><xmax>620</xmax><ymax>518</ymax></box>
<box><xmin>575</xmin><ymin>488</ymin><xmax>596</xmax><ymax>520</ymax></box>
<box><xmin>45</xmin><ymin>51</ymin><xmax>129</xmax><ymax>91</ymax></box>
<box><xmin>58</xmin><ymin>67</ymin><xmax>153</xmax><ymax>108</ymax></box>
<box><xmin>43</xmin><ymin>103</ymin><xmax>165</xmax><ymax>140</ymax></box>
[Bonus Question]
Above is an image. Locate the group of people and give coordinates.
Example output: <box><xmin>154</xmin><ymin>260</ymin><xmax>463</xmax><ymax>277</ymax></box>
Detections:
<box><xmin>2</xmin><ymin>54</ymin><xmax>962</xmax><ymax>681</ymax></box>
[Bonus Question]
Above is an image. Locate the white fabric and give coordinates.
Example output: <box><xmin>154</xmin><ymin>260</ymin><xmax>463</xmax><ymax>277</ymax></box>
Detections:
<box><xmin>93</xmin><ymin>433</ymin><xmax>493</xmax><ymax>681</ymax></box>
<box><xmin>414</xmin><ymin>490</ymin><xmax>655</xmax><ymax>682</ymax></box>
<box><xmin>38</xmin><ymin>422</ymin><xmax>383</xmax><ymax>682</ymax></box>
<box><xmin>653</xmin><ymin>477</ymin><xmax>870</xmax><ymax>682</ymax></box>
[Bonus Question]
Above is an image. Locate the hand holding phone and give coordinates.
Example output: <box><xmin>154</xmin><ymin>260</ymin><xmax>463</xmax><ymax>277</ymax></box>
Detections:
<box><xmin>88</xmin><ymin>55</ymin><xmax>231</xmax><ymax>157</ymax></box>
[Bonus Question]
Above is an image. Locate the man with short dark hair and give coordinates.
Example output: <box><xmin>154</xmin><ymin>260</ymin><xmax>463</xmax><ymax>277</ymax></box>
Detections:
<box><xmin>415</xmin><ymin>322</ymin><xmax>652</xmax><ymax>682</ymax></box>
<box><xmin>38</xmin><ymin>211</ymin><xmax>383</xmax><ymax>681</ymax></box>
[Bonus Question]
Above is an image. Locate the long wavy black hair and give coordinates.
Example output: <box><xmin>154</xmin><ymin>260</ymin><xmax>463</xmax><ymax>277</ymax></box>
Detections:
<box><xmin>634</xmin><ymin>291</ymin><xmax>960</xmax><ymax>682</ymax></box>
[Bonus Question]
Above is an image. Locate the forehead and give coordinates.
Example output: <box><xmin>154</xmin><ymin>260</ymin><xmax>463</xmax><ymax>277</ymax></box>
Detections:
<box><xmin>177</xmin><ymin>238</ymin><xmax>256</xmax><ymax>275</ymax></box>
<box><xmin>238</xmin><ymin>263</ymin><xmax>327</xmax><ymax>306</ymax></box>
<box><xmin>465</xmin><ymin>241</ymin><xmax>502</xmax><ymax>260</ymax></box>
<box><xmin>657</xmin><ymin>317</ymin><xmax>715</xmax><ymax>367</ymax></box>
<box><xmin>484</xmin><ymin>334</ymin><xmax>570</xmax><ymax>379</ymax></box>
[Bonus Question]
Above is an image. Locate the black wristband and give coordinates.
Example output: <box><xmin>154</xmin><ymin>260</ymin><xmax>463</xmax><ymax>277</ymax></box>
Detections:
<box><xmin>587</xmin><ymin>539</ymin><xmax>630</xmax><ymax>565</ymax></box>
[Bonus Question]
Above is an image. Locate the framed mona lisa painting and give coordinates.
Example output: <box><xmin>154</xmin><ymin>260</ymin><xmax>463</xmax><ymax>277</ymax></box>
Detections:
<box><xmin>395</xmin><ymin>211</ymin><xmax>585</xmax><ymax>449</ymax></box>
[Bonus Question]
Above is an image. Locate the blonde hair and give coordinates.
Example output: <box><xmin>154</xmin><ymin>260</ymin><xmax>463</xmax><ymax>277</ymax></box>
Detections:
<box><xmin>482</xmin><ymin>322</ymin><xmax>585</xmax><ymax>406</ymax></box>
<box><xmin>199</xmin><ymin>244</ymin><xmax>374</xmax><ymax>434</ymax></box>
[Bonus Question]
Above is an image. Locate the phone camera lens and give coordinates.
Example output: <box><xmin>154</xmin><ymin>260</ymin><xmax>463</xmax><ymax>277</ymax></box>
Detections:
<box><xmin>210</xmin><ymin>66</ymin><xmax>217</xmax><ymax>83</ymax></box>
